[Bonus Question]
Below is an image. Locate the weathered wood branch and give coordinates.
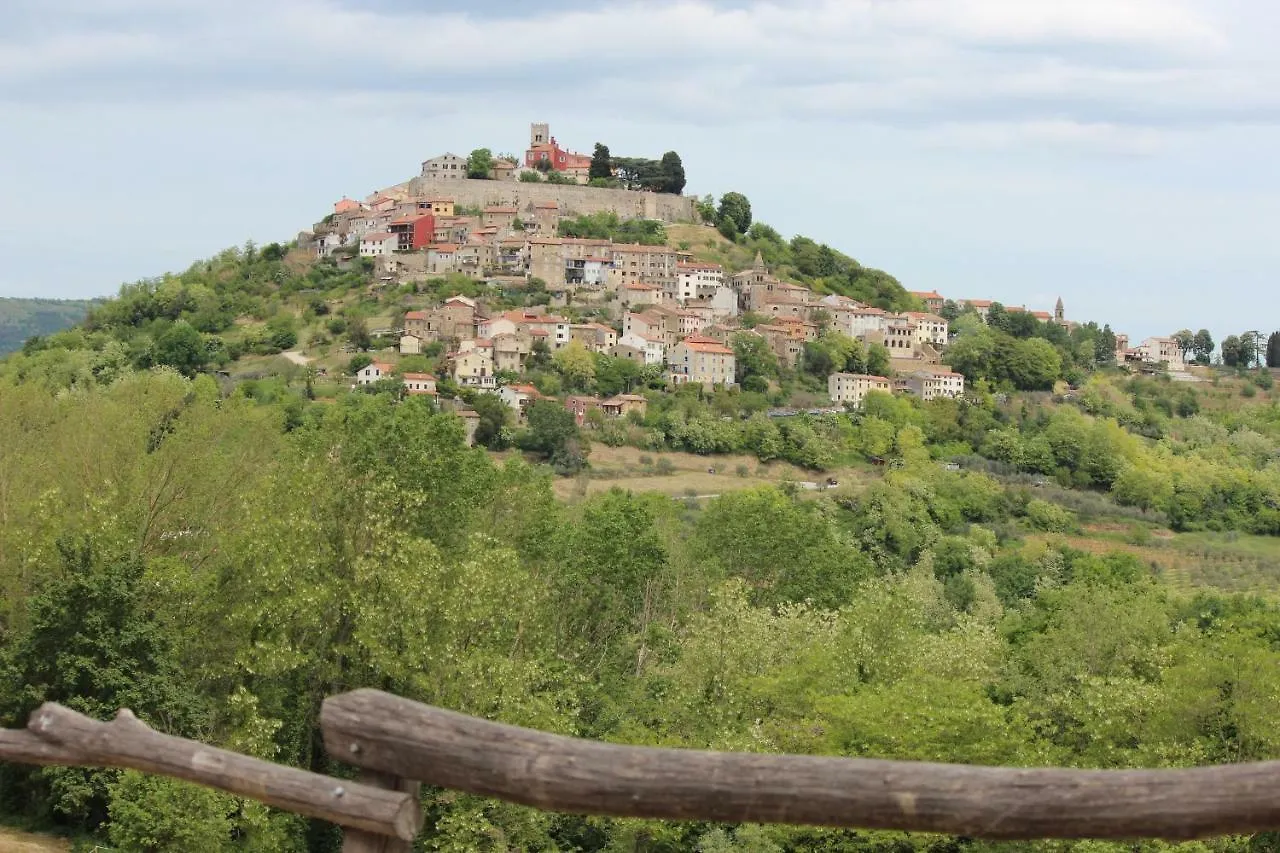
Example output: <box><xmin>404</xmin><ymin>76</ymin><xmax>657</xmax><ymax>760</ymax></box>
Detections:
<box><xmin>323</xmin><ymin>688</ymin><xmax>1280</xmax><ymax>840</ymax></box>
<box><xmin>25</xmin><ymin>703</ymin><xmax>420</xmax><ymax>841</ymax></box>
<box><xmin>0</xmin><ymin>728</ymin><xmax>81</xmax><ymax>766</ymax></box>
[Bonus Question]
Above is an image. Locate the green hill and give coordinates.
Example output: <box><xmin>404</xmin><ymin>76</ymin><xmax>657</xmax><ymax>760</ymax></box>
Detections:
<box><xmin>0</xmin><ymin>297</ymin><xmax>100</xmax><ymax>354</ymax></box>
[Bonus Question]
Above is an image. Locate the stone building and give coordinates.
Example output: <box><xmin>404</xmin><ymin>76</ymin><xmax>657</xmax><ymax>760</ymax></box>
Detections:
<box><xmin>421</xmin><ymin>153</ymin><xmax>468</xmax><ymax>180</ymax></box>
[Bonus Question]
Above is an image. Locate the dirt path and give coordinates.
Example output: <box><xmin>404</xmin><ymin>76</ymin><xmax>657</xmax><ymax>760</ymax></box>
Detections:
<box><xmin>280</xmin><ymin>350</ymin><xmax>312</xmax><ymax>366</ymax></box>
<box><xmin>0</xmin><ymin>828</ymin><xmax>69</xmax><ymax>852</ymax></box>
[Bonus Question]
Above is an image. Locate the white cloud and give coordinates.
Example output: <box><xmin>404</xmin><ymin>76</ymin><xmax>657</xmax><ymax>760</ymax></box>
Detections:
<box><xmin>0</xmin><ymin>0</ymin><xmax>1261</xmax><ymax>147</ymax></box>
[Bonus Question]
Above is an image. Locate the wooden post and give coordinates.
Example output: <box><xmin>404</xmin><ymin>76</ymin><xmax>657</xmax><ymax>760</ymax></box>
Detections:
<box><xmin>322</xmin><ymin>688</ymin><xmax>1280</xmax><ymax>841</ymax></box>
<box><xmin>342</xmin><ymin>771</ymin><xmax>421</xmax><ymax>853</ymax></box>
<box><xmin>25</xmin><ymin>703</ymin><xmax>421</xmax><ymax>842</ymax></box>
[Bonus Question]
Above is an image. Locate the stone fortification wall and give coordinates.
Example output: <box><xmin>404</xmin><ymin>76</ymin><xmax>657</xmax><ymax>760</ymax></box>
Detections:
<box><xmin>405</xmin><ymin>177</ymin><xmax>695</xmax><ymax>223</ymax></box>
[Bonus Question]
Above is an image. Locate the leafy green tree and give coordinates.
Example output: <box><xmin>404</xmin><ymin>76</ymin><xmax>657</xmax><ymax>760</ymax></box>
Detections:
<box><xmin>731</xmin><ymin>331</ymin><xmax>778</xmax><ymax>384</ymax></box>
<box><xmin>0</xmin><ymin>539</ymin><xmax>205</xmax><ymax>829</ymax></box>
<box><xmin>716</xmin><ymin>192</ymin><xmax>752</xmax><ymax>236</ymax></box>
<box><xmin>466</xmin><ymin>148</ymin><xmax>494</xmax><ymax>179</ymax></box>
<box><xmin>1192</xmin><ymin>329</ymin><xmax>1215</xmax><ymax>365</ymax></box>
<box><xmin>1221</xmin><ymin>334</ymin><xmax>1246</xmax><ymax>367</ymax></box>
<box><xmin>521</xmin><ymin>399</ymin><xmax>588</xmax><ymax>474</ymax></box>
<box><xmin>660</xmin><ymin>151</ymin><xmax>686</xmax><ymax>194</ymax></box>
<box><xmin>152</xmin><ymin>321</ymin><xmax>208</xmax><ymax>377</ymax></box>
<box><xmin>553</xmin><ymin>342</ymin><xmax>597</xmax><ymax>391</ymax></box>
<box><xmin>590</xmin><ymin>143</ymin><xmax>612</xmax><ymax>180</ymax></box>
<box><xmin>865</xmin><ymin>342</ymin><xmax>891</xmax><ymax>377</ymax></box>
<box><xmin>694</xmin><ymin>488</ymin><xmax>872</xmax><ymax>607</ymax></box>
<box><xmin>346</xmin><ymin>316</ymin><xmax>372</xmax><ymax>351</ymax></box>
<box><xmin>469</xmin><ymin>392</ymin><xmax>510</xmax><ymax>449</ymax></box>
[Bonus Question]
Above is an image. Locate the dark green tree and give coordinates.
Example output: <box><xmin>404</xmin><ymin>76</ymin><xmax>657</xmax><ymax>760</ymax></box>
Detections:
<box><xmin>521</xmin><ymin>399</ymin><xmax>588</xmax><ymax>474</ymax></box>
<box><xmin>716</xmin><ymin>192</ymin><xmax>752</xmax><ymax>236</ymax></box>
<box><xmin>469</xmin><ymin>392</ymin><xmax>511</xmax><ymax>449</ymax></box>
<box><xmin>589</xmin><ymin>143</ymin><xmax>612</xmax><ymax>181</ymax></box>
<box><xmin>1192</xmin><ymin>329</ymin><xmax>1215</xmax><ymax>365</ymax></box>
<box><xmin>347</xmin><ymin>316</ymin><xmax>372</xmax><ymax>352</ymax></box>
<box><xmin>0</xmin><ymin>539</ymin><xmax>204</xmax><ymax>829</ymax></box>
<box><xmin>152</xmin><ymin>321</ymin><xmax>208</xmax><ymax>377</ymax></box>
<box><xmin>660</xmin><ymin>151</ymin><xmax>686</xmax><ymax>194</ymax></box>
<box><xmin>1267</xmin><ymin>331</ymin><xmax>1280</xmax><ymax>368</ymax></box>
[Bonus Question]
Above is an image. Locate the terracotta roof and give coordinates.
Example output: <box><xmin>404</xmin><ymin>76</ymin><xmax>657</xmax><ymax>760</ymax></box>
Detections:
<box><xmin>625</xmin><ymin>283</ymin><xmax>659</xmax><ymax>291</ymax></box>
<box><xmin>424</xmin><ymin>197</ymin><xmax>455</xmax><ymax>203</ymax></box>
<box><xmin>506</xmin><ymin>384</ymin><xmax>540</xmax><ymax>395</ymax></box>
<box><xmin>909</xmin><ymin>290</ymin><xmax>943</xmax><ymax>299</ymax></box>
<box><xmin>961</xmin><ymin>299</ymin><xmax>994</xmax><ymax>308</ymax></box>
<box><xmin>404</xmin><ymin>310</ymin><xmax>428</xmax><ymax>320</ymax></box>
<box><xmin>402</xmin><ymin>372</ymin><xmax>437</xmax><ymax>381</ymax></box>
<box><xmin>606</xmin><ymin>394</ymin><xmax>648</xmax><ymax>403</ymax></box>
<box><xmin>680</xmin><ymin>336</ymin><xmax>734</xmax><ymax>355</ymax></box>
<box><xmin>534</xmin><ymin>201</ymin><xmax>559</xmax><ymax>209</ymax></box>
<box><xmin>429</xmin><ymin>243</ymin><xmax>460</xmax><ymax>253</ymax></box>
<box><xmin>362</xmin><ymin>232</ymin><xmax>395</xmax><ymax>242</ymax></box>
<box><xmin>677</xmin><ymin>261</ymin><xmax>723</xmax><ymax>270</ymax></box>
<box><xmin>371</xmin><ymin>361</ymin><xmax>394</xmax><ymax>372</ymax></box>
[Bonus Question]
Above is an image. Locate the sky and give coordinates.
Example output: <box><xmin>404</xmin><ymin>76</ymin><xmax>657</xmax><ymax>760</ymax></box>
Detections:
<box><xmin>2</xmin><ymin>0</ymin><xmax>1279</xmax><ymax>341</ymax></box>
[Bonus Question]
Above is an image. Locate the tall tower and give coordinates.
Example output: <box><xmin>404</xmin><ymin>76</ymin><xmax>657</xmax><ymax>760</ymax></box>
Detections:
<box><xmin>1054</xmin><ymin>296</ymin><xmax>1064</xmax><ymax>324</ymax></box>
<box><xmin>530</xmin><ymin>122</ymin><xmax>549</xmax><ymax>147</ymax></box>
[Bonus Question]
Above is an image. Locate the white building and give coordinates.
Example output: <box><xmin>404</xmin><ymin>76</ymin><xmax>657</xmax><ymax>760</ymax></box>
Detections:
<box><xmin>828</xmin><ymin>373</ymin><xmax>892</xmax><ymax>407</ymax></box>
<box><xmin>619</xmin><ymin>332</ymin><xmax>665</xmax><ymax>365</ymax></box>
<box><xmin>675</xmin><ymin>261</ymin><xmax>725</xmax><ymax>302</ymax></box>
<box><xmin>360</xmin><ymin>232</ymin><xmax>396</xmax><ymax>257</ymax></box>
<box><xmin>356</xmin><ymin>361</ymin><xmax>394</xmax><ymax>386</ymax></box>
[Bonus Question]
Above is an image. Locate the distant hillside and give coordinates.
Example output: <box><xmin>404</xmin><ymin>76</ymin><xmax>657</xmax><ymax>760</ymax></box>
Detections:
<box><xmin>0</xmin><ymin>297</ymin><xmax>100</xmax><ymax>354</ymax></box>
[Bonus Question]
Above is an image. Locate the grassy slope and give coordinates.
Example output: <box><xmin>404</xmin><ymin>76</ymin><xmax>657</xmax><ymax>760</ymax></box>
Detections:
<box><xmin>0</xmin><ymin>298</ymin><xmax>99</xmax><ymax>355</ymax></box>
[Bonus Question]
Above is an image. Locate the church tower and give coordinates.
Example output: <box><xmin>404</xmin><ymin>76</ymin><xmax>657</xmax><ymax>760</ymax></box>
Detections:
<box><xmin>1054</xmin><ymin>296</ymin><xmax>1065</xmax><ymax>324</ymax></box>
<box><xmin>530</xmin><ymin>122</ymin><xmax>549</xmax><ymax>148</ymax></box>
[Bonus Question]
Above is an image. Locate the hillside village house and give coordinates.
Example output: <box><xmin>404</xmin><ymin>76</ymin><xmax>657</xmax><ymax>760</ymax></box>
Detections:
<box><xmin>569</xmin><ymin>322</ymin><xmax>618</xmax><ymax>352</ymax></box>
<box><xmin>359</xmin><ymin>233</ymin><xmax>395</xmax><ymax>257</ymax></box>
<box><xmin>356</xmin><ymin>361</ymin><xmax>394</xmax><ymax>386</ymax></box>
<box><xmin>564</xmin><ymin>395</ymin><xmax>602</xmax><ymax>425</ymax></box>
<box><xmin>601</xmin><ymin>394</ymin><xmax>648</xmax><ymax>419</ymax></box>
<box><xmin>909</xmin><ymin>290</ymin><xmax>945</xmax><ymax>313</ymax></box>
<box><xmin>668</xmin><ymin>336</ymin><xmax>736</xmax><ymax>388</ymax></box>
<box><xmin>676</xmin><ymin>261</ymin><xmax>724</xmax><ymax>301</ymax></box>
<box><xmin>828</xmin><ymin>373</ymin><xmax>892</xmax><ymax>407</ymax></box>
<box><xmin>453</xmin><ymin>346</ymin><xmax>496</xmax><ymax>389</ymax></box>
<box><xmin>492</xmin><ymin>333</ymin><xmax>533</xmax><ymax>373</ymax></box>
<box><xmin>1134</xmin><ymin>336</ymin><xmax>1186</xmax><ymax>367</ymax></box>
<box><xmin>896</xmin><ymin>368</ymin><xmax>966</xmax><ymax>401</ymax></box>
<box><xmin>483</xmin><ymin>206</ymin><xmax>518</xmax><ymax>230</ymax></box>
<box><xmin>402</xmin><ymin>373</ymin><xmax>438</xmax><ymax>397</ymax></box>
<box><xmin>617</xmin><ymin>332</ymin><xmax>665</xmax><ymax>365</ymax></box>
<box><xmin>399</xmin><ymin>333</ymin><xmax>424</xmax><ymax>355</ymax></box>
<box><xmin>498</xmin><ymin>383</ymin><xmax>542</xmax><ymax>423</ymax></box>
<box><xmin>421</xmin><ymin>153</ymin><xmax>467</xmax><ymax>180</ymax></box>
<box><xmin>904</xmin><ymin>313</ymin><xmax>949</xmax><ymax>347</ymax></box>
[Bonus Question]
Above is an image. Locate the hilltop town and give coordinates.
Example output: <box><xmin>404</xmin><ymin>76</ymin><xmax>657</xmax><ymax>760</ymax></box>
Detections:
<box><xmin>295</xmin><ymin>122</ymin><xmax>1194</xmax><ymax>442</ymax></box>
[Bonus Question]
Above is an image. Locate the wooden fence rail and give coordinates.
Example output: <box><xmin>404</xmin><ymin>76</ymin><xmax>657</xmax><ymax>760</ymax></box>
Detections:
<box><xmin>1</xmin><ymin>702</ymin><xmax>420</xmax><ymax>844</ymax></box>
<box><xmin>4</xmin><ymin>690</ymin><xmax>1280</xmax><ymax>847</ymax></box>
<box><xmin>322</xmin><ymin>689</ymin><xmax>1280</xmax><ymax>841</ymax></box>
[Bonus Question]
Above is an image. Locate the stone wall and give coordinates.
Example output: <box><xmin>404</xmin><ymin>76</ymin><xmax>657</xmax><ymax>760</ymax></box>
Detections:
<box><xmin>404</xmin><ymin>177</ymin><xmax>695</xmax><ymax>223</ymax></box>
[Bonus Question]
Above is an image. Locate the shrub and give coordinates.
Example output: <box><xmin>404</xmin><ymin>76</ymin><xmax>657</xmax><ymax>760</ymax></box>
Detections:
<box><xmin>1025</xmin><ymin>498</ymin><xmax>1078</xmax><ymax>533</ymax></box>
<box><xmin>655</xmin><ymin>457</ymin><xmax>675</xmax><ymax>475</ymax></box>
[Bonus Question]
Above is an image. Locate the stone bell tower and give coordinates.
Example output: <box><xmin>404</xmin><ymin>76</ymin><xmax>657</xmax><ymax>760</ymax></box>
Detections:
<box><xmin>530</xmin><ymin>122</ymin><xmax>549</xmax><ymax>147</ymax></box>
<box><xmin>1054</xmin><ymin>296</ymin><xmax>1065</xmax><ymax>324</ymax></box>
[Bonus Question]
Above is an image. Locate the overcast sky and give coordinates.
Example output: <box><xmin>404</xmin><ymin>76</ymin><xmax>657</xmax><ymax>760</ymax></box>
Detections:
<box><xmin>3</xmin><ymin>0</ymin><xmax>1278</xmax><ymax>340</ymax></box>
